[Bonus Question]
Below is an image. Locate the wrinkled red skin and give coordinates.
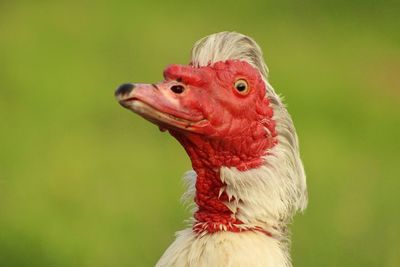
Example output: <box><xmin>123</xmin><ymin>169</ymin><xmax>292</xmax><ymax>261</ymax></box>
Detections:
<box><xmin>162</xmin><ymin>61</ymin><xmax>277</xmax><ymax>167</ymax></box>
<box><xmin>126</xmin><ymin>60</ymin><xmax>277</xmax><ymax>234</ymax></box>
<box><xmin>163</xmin><ymin>61</ymin><xmax>277</xmax><ymax>234</ymax></box>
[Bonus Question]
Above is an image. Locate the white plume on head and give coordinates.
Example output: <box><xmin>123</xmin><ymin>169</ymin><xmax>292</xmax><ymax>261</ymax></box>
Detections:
<box><xmin>188</xmin><ymin>31</ymin><xmax>307</xmax><ymax>232</ymax></box>
<box><xmin>191</xmin><ymin>31</ymin><xmax>269</xmax><ymax>77</ymax></box>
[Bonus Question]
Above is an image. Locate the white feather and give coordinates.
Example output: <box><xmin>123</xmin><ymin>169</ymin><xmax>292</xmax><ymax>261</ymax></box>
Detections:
<box><xmin>156</xmin><ymin>229</ymin><xmax>290</xmax><ymax>267</ymax></box>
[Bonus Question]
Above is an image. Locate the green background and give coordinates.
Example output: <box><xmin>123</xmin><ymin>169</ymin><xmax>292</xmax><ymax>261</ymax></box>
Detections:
<box><xmin>1</xmin><ymin>1</ymin><xmax>399</xmax><ymax>266</ymax></box>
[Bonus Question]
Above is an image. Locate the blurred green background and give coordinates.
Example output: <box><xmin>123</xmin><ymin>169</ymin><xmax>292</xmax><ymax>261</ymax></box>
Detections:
<box><xmin>1</xmin><ymin>1</ymin><xmax>399</xmax><ymax>266</ymax></box>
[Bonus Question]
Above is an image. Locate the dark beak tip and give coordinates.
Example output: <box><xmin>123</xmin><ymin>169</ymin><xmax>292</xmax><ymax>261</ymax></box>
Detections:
<box><xmin>115</xmin><ymin>83</ymin><xmax>135</xmax><ymax>96</ymax></box>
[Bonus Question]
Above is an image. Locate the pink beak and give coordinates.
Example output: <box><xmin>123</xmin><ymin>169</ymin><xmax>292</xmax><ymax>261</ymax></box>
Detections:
<box><xmin>114</xmin><ymin>81</ymin><xmax>208</xmax><ymax>132</ymax></box>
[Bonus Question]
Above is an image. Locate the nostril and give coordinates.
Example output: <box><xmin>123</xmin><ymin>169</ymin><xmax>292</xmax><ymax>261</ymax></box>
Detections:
<box><xmin>115</xmin><ymin>83</ymin><xmax>135</xmax><ymax>96</ymax></box>
<box><xmin>170</xmin><ymin>85</ymin><xmax>185</xmax><ymax>94</ymax></box>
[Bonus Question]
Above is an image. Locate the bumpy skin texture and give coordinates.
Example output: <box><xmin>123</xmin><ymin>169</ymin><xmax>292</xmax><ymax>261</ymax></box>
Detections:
<box><xmin>118</xmin><ymin>60</ymin><xmax>277</xmax><ymax>234</ymax></box>
<box><xmin>163</xmin><ymin>61</ymin><xmax>277</xmax><ymax>167</ymax></box>
<box><xmin>164</xmin><ymin>61</ymin><xmax>277</xmax><ymax>233</ymax></box>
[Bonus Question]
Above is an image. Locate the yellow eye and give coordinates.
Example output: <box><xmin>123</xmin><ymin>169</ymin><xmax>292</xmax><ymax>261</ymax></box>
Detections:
<box><xmin>234</xmin><ymin>79</ymin><xmax>249</xmax><ymax>95</ymax></box>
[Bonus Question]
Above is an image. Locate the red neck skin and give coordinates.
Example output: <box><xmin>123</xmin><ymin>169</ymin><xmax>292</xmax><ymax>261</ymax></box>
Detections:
<box><xmin>161</xmin><ymin>60</ymin><xmax>278</xmax><ymax>236</ymax></box>
<box><xmin>170</xmin><ymin>123</ymin><xmax>277</xmax><ymax>237</ymax></box>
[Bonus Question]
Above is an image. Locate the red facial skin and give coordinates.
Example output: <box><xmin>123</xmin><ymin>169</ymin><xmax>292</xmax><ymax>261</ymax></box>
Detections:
<box><xmin>117</xmin><ymin>60</ymin><xmax>277</xmax><ymax>235</ymax></box>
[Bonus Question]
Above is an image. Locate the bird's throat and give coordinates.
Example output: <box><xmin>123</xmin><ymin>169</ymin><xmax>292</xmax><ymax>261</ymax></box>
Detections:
<box><xmin>169</xmin><ymin>131</ymin><xmax>275</xmax><ymax>236</ymax></box>
<box><xmin>193</xmin><ymin>165</ymin><xmax>242</xmax><ymax>234</ymax></box>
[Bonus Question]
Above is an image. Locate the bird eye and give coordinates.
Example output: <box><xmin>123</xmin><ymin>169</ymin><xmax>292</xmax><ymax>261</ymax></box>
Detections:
<box><xmin>234</xmin><ymin>79</ymin><xmax>249</xmax><ymax>95</ymax></box>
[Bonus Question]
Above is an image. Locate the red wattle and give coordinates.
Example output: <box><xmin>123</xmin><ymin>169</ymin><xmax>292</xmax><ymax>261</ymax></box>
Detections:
<box><xmin>163</xmin><ymin>60</ymin><xmax>278</xmax><ymax>236</ymax></box>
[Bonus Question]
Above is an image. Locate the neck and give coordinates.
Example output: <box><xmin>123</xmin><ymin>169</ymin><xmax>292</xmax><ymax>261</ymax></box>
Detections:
<box><xmin>171</xmin><ymin>132</ymin><xmax>275</xmax><ymax>236</ymax></box>
<box><xmin>192</xmin><ymin>162</ymin><xmax>244</xmax><ymax>234</ymax></box>
<box><xmin>158</xmin><ymin>111</ymin><xmax>305</xmax><ymax>267</ymax></box>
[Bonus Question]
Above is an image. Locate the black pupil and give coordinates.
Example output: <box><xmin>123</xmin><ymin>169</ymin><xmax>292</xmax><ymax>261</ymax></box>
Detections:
<box><xmin>236</xmin><ymin>83</ymin><xmax>247</xmax><ymax>92</ymax></box>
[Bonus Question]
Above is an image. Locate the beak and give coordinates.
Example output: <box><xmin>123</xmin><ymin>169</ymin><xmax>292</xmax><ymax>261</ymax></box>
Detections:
<box><xmin>114</xmin><ymin>83</ymin><xmax>135</xmax><ymax>97</ymax></box>
<box><xmin>114</xmin><ymin>82</ymin><xmax>208</xmax><ymax>132</ymax></box>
